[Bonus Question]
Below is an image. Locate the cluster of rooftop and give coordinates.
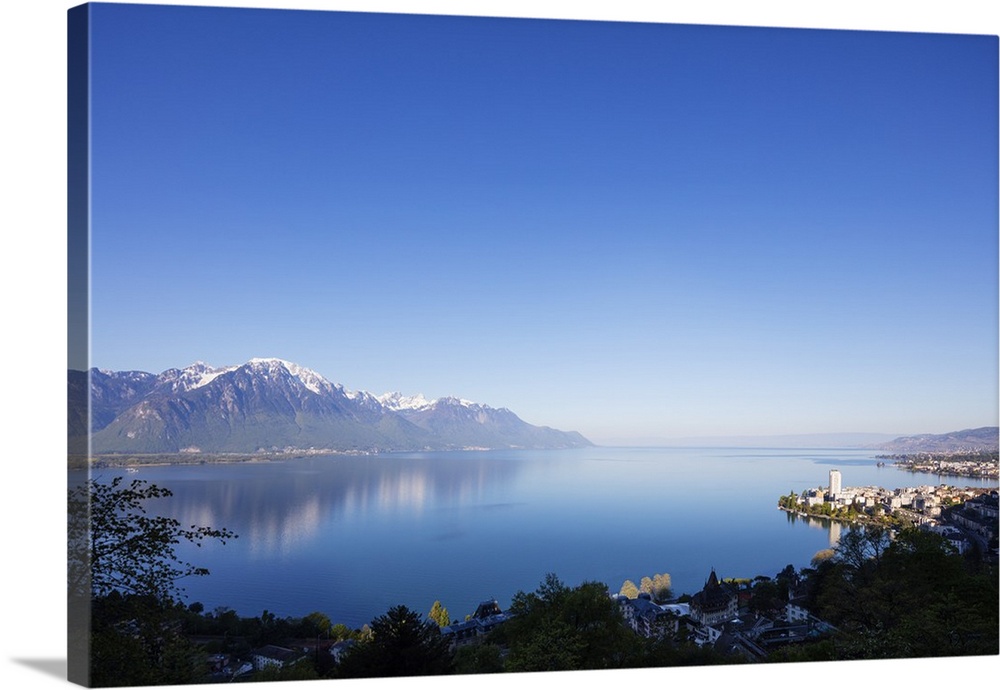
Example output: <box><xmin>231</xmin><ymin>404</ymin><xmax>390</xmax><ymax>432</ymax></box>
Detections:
<box><xmin>612</xmin><ymin>569</ymin><xmax>835</xmax><ymax>661</ymax></box>
<box><xmin>785</xmin><ymin>469</ymin><xmax>999</xmax><ymax>558</ymax></box>
<box><xmin>879</xmin><ymin>452</ymin><xmax>999</xmax><ymax>480</ymax></box>
<box><xmin>435</xmin><ymin>568</ymin><xmax>840</xmax><ymax>663</ymax></box>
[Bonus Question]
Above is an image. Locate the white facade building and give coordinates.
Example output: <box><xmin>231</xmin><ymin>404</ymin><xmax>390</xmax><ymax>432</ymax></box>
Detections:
<box><xmin>829</xmin><ymin>469</ymin><xmax>842</xmax><ymax>498</ymax></box>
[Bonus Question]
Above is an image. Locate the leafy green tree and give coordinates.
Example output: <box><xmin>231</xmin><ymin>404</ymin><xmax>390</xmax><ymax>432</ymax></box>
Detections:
<box><xmin>505</xmin><ymin>618</ymin><xmax>586</xmax><ymax>672</ymax></box>
<box><xmin>337</xmin><ymin>605</ymin><xmax>454</xmax><ymax>678</ymax></box>
<box><xmin>633</xmin><ymin>632</ymin><xmax>735</xmax><ymax>668</ymax></box>
<box><xmin>833</xmin><ymin>525</ymin><xmax>891</xmax><ymax>573</ymax></box>
<box><xmin>302</xmin><ymin>611</ymin><xmax>333</xmax><ymax>637</ymax></box>
<box><xmin>748</xmin><ymin>579</ymin><xmax>783</xmax><ymax>616</ymax></box>
<box><xmin>330</xmin><ymin>622</ymin><xmax>357</xmax><ymax>641</ymax></box>
<box><xmin>69</xmin><ymin>477</ymin><xmax>236</xmax><ymax>602</ymax></box>
<box><xmin>69</xmin><ymin>477</ymin><xmax>236</xmax><ymax>686</ymax></box>
<box><xmin>248</xmin><ymin>609</ymin><xmax>296</xmax><ymax>646</ymax></box>
<box><xmin>495</xmin><ymin>573</ymin><xmax>639</xmax><ymax>672</ymax></box>
<box><xmin>453</xmin><ymin>643</ymin><xmax>505</xmax><ymax>674</ymax></box>
<box><xmin>428</xmin><ymin>600</ymin><xmax>450</xmax><ymax>627</ymax></box>
<box><xmin>88</xmin><ymin>593</ymin><xmax>210</xmax><ymax>686</ymax></box>
<box><xmin>814</xmin><ymin>527</ymin><xmax>998</xmax><ymax>658</ymax></box>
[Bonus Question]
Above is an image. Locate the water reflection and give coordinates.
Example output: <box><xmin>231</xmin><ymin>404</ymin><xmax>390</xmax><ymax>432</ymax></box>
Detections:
<box><xmin>783</xmin><ymin>509</ymin><xmax>842</xmax><ymax>547</ymax></box>
<box><xmin>77</xmin><ymin>454</ymin><xmax>525</xmax><ymax>556</ymax></box>
<box><xmin>71</xmin><ymin>447</ymin><xmax>986</xmax><ymax>625</ymax></box>
<box><xmin>828</xmin><ymin>520</ymin><xmax>842</xmax><ymax>546</ymax></box>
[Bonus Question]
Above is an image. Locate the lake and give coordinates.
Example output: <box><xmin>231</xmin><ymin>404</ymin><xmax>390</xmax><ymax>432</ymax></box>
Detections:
<box><xmin>70</xmin><ymin>447</ymin><xmax>997</xmax><ymax>629</ymax></box>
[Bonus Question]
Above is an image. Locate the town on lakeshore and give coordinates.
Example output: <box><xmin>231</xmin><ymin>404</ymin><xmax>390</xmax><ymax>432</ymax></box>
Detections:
<box><xmin>877</xmin><ymin>451</ymin><xmax>999</xmax><ymax>480</ymax></box>
<box><xmin>779</xmin><ymin>467</ymin><xmax>999</xmax><ymax>556</ymax></box>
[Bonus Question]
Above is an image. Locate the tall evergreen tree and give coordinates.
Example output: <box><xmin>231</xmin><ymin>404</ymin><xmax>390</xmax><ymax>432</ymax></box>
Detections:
<box><xmin>337</xmin><ymin>605</ymin><xmax>454</xmax><ymax>678</ymax></box>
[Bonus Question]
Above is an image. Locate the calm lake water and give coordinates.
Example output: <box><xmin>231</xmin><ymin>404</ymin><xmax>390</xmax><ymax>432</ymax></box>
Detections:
<box><xmin>70</xmin><ymin>447</ymin><xmax>997</xmax><ymax>628</ymax></box>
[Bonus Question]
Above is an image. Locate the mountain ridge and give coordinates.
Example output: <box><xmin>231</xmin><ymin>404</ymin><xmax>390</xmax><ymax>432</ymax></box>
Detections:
<box><xmin>868</xmin><ymin>426</ymin><xmax>999</xmax><ymax>453</ymax></box>
<box><xmin>69</xmin><ymin>358</ymin><xmax>591</xmax><ymax>454</ymax></box>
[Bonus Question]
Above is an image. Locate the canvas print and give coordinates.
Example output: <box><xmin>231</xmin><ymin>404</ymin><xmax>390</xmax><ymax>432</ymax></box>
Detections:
<box><xmin>67</xmin><ymin>2</ymin><xmax>998</xmax><ymax>687</ymax></box>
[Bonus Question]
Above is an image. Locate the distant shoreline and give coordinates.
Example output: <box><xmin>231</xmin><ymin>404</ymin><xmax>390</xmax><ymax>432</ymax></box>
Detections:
<box><xmin>68</xmin><ymin>446</ymin><xmax>560</xmax><ymax>470</ymax></box>
<box><xmin>68</xmin><ymin>450</ymin><xmax>367</xmax><ymax>470</ymax></box>
<box><xmin>875</xmin><ymin>450</ymin><xmax>999</xmax><ymax>481</ymax></box>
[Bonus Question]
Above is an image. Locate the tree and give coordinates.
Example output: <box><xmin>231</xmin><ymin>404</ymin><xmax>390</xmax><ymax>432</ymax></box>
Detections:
<box><xmin>88</xmin><ymin>603</ymin><xmax>208</xmax><ymax>687</ymax></box>
<box><xmin>428</xmin><ymin>600</ymin><xmax>450</xmax><ymax>627</ymax></box>
<box><xmin>330</xmin><ymin>622</ymin><xmax>357</xmax><ymax>641</ymax></box>
<box><xmin>496</xmin><ymin>574</ymin><xmax>638</xmax><ymax>672</ymax></box>
<box><xmin>302</xmin><ymin>611</ymin><xmax>333</xmax><ymax>637</ymax></box>
<box><xmin>619</xmin><ymin>579</ymin><xmax>639</xmax><ymax>599</ymax></box>
<box><xmin>811</xmin><ymin>549</ymin><xmax>835</xmax><ymax>566</ymax></box>
<box><xmin>639</xmin><ymin>572</ymin><xmax>673</xmax><ymax>601</ymax></box>
<box><xmin>68</xmin><ymin>477</ymin><xmax>236</xmax><ymax>686</ymax></box>
<box><xmin>337</xmin><ymin>605</ymin><xmax>454</xmax><ymax>678</ymax></box>
<box><xmin>748</xmin><ymin>579</ymin><xmax>783</xmax><ymax>616</ymax></box>
<box><xmin>505</xmin><ymin>618</ymin><xmax>586</xmax><ymax>672</ymax></box>
<box><xmin>69</xmin><ymin>477</ymin><xmax>236</xmax><ymax>603</ymax></box>
<box><xmin>833</xmin><ymin>525</ymin><xmax>891</xmax><ymax>573</ymax></box>
<box><xmin>454</xmin><ymin>643</ymin><xmax>504</xmax><ymax>674</ymax></box>
<box><xmin>814</xmin><ymin>527</ymin><xmax>998</xmax><ymax>658</ymax></box>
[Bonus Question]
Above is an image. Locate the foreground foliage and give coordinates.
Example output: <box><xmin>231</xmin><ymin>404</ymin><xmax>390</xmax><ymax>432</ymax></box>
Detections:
<box><xmin>69</xmin><ymin>477</ymin><xmax>236</xmax><ymax>603</ymax></box>
<box><xmin>336</xmin><ymin>605</ymin><xmax>455</xmax><ymax>678</ymax></box>
<box><xmin>69</xmin><ymin>478</ymin><xmax>237</xmax><ymax>686</ymax></box>
<box><xmin>816</xmin><ymin>527</ymin><xmax>998</xmax><ymax>659</ymax></box>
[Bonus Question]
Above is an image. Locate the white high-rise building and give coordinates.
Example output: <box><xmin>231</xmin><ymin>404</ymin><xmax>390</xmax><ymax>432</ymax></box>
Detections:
<box><xmin>829</xmin><ymin>469</ymin><xmax>842</xmax><ymax>498</ymax></box>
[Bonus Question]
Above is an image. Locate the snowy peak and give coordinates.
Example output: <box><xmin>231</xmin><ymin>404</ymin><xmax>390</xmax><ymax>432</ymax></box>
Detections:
<box><xmin>158</xmin><ymin>362</ymin><xmax>238</xmax><ymax>393</ymax></box>
<box><xmin>378</xmin><ymin>392</ymin><xmax>496</xmax><ymax>412</ymax></box>
<box><xmin>437</xmin><ymin>396</ymin><xmax>486</xmax><ymax>410</ymax></box>
<box><xmin>241</xmin><ymin>357</ymin><xmax>334</xmax><ymax>395</ymax></box>
<box><xmin>378</xmin><ymin>392</ymin><xmax>436</xmax><ymax>411</ymax></box>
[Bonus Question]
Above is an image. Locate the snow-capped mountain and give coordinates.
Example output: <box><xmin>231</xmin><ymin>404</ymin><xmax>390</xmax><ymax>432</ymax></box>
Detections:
<box><xmin>69</xmin><ymin>358</ymin><xmax>591</xmax><ymax>454</ymax></box>
<box><xmin>377</xmin><ymin>392</ymin><xmax>437</xmax><ymax>411</ymax></box>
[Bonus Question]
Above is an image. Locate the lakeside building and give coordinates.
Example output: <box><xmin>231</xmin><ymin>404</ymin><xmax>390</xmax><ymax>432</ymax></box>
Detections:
<box><xmin>439</xmin><ymin>599</ymin><xmax>511</xmax><ymax>649</ymax></box>
<box><xmin>250</xmin><ymin>645</ymin><xmax>305</xmax><ymax>671</ymax></box>
<box><xmin>614</xmin><ymin>568</ymin><xmax>842</xmax><ymax>661</ymax></box>
<box><xmin>828</xmin><ymin>469</ymin><xmax>842</xmax><ymax>499</ymax></box>
<box><xmin>689</xmin><ymin>570</ymin><xmax>739</xmax><ymax>627</ymax></box>
<box><xmin>615</xmin><ymin>593</ymin><xmax>690</xmax><ymax>640</ymax></box>
<box><xmin>945</xmin><ymin>489</ymin><xmax>999</xmax><ymax>553</ymax></box>
<box><xmin>329</xmin><ymin>640</ymin><xmax>355</xmax><ymax>664</ymax></box>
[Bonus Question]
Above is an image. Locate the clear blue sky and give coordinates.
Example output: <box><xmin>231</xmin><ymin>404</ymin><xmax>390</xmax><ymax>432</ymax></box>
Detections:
<box><xmin>85</xmin><ymin>2</ymin><xmax>998</xmax><ymax>442</ymax></box>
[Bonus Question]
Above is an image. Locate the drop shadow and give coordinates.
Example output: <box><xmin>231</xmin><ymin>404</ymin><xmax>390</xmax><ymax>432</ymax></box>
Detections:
<box><xmin>10</xmin><ymin>658</ymin><xmax>67</xmax><ymax>681</ymax></box>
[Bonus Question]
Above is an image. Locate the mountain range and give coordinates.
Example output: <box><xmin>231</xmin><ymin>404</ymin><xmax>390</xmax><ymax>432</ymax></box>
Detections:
<box><xmin>67</xmin><ymin>358</ymin><xmax>592</xmax><ymax>454</ymax></box>
<box><xmin>869</xmin><ymin>426</ymin><xmax>999</xmax><ymax>453</ymax></box>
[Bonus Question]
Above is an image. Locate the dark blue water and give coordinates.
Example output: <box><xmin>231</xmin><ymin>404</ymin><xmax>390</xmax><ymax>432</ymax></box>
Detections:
<box><xmin>71</xmin><ymin>447</ymin><xmax>996</xmax><ymax>628</ymax></box>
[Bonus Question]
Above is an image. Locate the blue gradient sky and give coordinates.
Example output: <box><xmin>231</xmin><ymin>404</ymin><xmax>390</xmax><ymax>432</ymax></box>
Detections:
<box><xmin>86</xmin><ymin>2</ymin><xmax>998</xmax><ymax>442</ymax></box>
